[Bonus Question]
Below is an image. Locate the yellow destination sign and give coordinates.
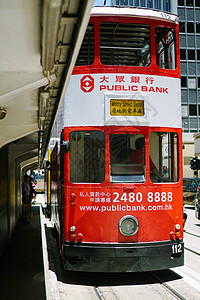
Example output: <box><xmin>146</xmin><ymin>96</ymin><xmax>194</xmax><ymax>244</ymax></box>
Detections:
<box><xmin>110</xmin><ymin>99</ymin><xmax>144</xmax><ymax>116</ymax></box>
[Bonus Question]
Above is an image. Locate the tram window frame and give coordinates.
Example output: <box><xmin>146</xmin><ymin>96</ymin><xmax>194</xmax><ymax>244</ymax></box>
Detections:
<box><xmin>100</xmin><ymin>22</ymin><xmax>151</xmax><ymax>67</ymax></box>
<box><xmin>149</xmin><ymin>132</ymin><xmax>179</xmax><ymax>183</ymax></box>
<box><xmin>69</xmin><ymin>130</ymin><xmax>105</xmax><ymax>183</ymax></box>
<box><xmin>110</xmin><ymin>133</ymin><xmax>146</xmax><ymax>183</ymax></box>
<box><xmin>155</xmin><ymin>26</ymin><xmax>176</xmax><ymax>70</ymax></box>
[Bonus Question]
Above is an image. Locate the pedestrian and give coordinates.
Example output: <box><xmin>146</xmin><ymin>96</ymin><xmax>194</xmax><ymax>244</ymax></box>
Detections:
<box><xmin>22</xmin><ymin>174</ymin><xmax>31</xmax><ymax>223</ymax></box>
<box><xmin>22</xmin><ymin>174</ymin><xmax>31</xmax><ymax>204</ymax></box>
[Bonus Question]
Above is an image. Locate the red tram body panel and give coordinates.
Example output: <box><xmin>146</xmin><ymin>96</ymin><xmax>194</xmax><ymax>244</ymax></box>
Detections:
<box><xmin>48</xmin><ymin>7</ymin><xmax>183</xmax><ymax>272</ymax></box>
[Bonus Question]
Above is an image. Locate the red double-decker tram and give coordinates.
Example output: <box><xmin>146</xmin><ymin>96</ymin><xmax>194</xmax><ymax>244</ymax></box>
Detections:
<box><xmin>48</xmin><ymin>6</ymin><xmax>183</xmax><ymax>272</ymax></box>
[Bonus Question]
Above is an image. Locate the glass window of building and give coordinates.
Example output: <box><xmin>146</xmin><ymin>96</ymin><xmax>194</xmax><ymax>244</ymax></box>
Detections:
<box><xmin>188</xmin><ymin>49</ymin><xmax>195</xmax><ymax>60</ymax></box>
<box><xmin>112</xmin><ymin>0</ymin><xmax>172</xmax><ymax>12</ymax></box>
<box><xmin>197</xmin><ymin>50</ymin><xmax>200</xmax><ymax>60</ymax></box>
<box><xmin>163</xmin><ymin>0</ymin><xmax>171</xmax><ymax>11</ymax></box>
<box><xmin>187</xmin><ymin>22</ymin><xmax>194</xmax><ymax>33</ymax></box>
<box><xmin>196</xmin><ymin>0</ymin><xmax>200</xmax><ymax>7</ymax></box>
<box><xmin>179</xmin><ymin>22</ymin><xmax>186</xmax><ymax>33</ymax></box>
<box><xmin>147</xmin><ymin>0</ymin><xmax>153</xmax><ymax>8</ymax></box>
<box><xmin>156</xmin><ymin>27</ymin><xmax>176</xmax><ymax>69</ymax></box>
<box><xmin>181</xmin><ymin>76</ymin><xmax>187</xmax><ymax>87</ymax></box>
<box><xmin>115</xmin><ymin>0</ymin><xmax>135</xmax><ymax>4</ymax></box>
<box><xmin>100</xmin><ymin>22</ymin><xmax>150</xmax><ymax>67</ymax></box>
<box><xmin>180</xmin><ymin>49</ymin><xmax>186</xmax><ymax>59</ymax></box>
<box><xmin>182</xmin><ymin>118</ymin><xmax>189</xmax><ymax>132</ymax></box>
<box><xmin>182</xmin><ymin>105</ymin><xmax>188</xmax><ymax>117</ymax></box>
<box><xmin>178</xmin><ymin>0</ymin><xmax>185</xmax><ymax>5</ymax></box>
<box><xmin>154</xmin><ymin>0</ymin><xmax>161</xmax><ymax>9</ymax></box>
<box><xmin>189</xmin><ymin>104</ymin><xmax>197</xmax><ymax>116</ymax></box>
<box><xmin>140</xmin><ymin>0</ymin><xmax>147</xmax><ymax>6</ymax></box>
<box><xmin>188</xmin><ymin>77</ymin><xmax>196</xmax><ymax>88</ymax></box>
<box><xmin>196</xmin><ymin>23</ymin><xmax>200</xmax><ymax>33</ymax></box>
<box><xmin>186</xmin><ymin>0</ymin><xmax>194</xmax><ymax>6</ymax></box>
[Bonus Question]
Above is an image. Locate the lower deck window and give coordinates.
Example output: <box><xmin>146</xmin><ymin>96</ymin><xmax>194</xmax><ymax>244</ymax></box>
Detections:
<box><xmin>69</xmin><ymin>130</ymin><xmax>179</xmax><ymax>184</ymax></box>
<box><xmin>149</xmin><ymin>132</ymin><xmax>179</xmax><ymax>183</ymax></box>
<box><xmin>70</xmin><ymin>131</ymin><xmax>105</xmax><ymax>183</ymax></box>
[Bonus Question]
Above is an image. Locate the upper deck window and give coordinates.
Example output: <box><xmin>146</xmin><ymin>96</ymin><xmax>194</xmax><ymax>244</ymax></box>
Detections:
<box><xmin>75</xmin><ymin>23</ymin><xmax>95</xmax><ymax>66</ymax></box>
<box><xmin>156</xmin><ymin>26</ymin><xmax>176</xmax><ymax>69</ymax></box>
<box><xmin>100</xmin><ymin>22</ymin><xmax>150</xmax><ymax>67</ymax></box>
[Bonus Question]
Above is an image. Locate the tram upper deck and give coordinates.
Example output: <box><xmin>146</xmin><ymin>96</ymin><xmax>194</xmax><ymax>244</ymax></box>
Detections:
<box><xmin>63</xmin><ymin>6</ymin><xmax>181</xmax><ymax>130</ymax></box>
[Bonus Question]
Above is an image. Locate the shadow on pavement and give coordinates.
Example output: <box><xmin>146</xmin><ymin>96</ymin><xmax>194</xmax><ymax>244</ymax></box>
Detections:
<box><xmin>0</xmin><ymin>206</ymin><xmax>46</xmax><ymax>300</ymax></box>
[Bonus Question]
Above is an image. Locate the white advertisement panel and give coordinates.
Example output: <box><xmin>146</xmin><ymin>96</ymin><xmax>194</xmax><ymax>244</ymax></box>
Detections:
<box><xmin>64</xmin><ymin>73</ymin><xmax>181</xmax><ymax>128</ymax></box>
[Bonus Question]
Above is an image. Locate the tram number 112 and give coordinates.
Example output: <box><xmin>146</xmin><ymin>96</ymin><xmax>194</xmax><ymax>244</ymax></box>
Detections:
<box><xmin>171</xmin><ymin>243</ymin><xmax>182</xmax><ymax>258</ymax></box>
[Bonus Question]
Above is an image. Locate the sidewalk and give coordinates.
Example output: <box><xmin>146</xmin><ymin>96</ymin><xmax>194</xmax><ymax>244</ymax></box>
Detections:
<box><xmin>0</xmin><ymin>206</ymin><xmax>46</xmax><ymax>300</ymax></box>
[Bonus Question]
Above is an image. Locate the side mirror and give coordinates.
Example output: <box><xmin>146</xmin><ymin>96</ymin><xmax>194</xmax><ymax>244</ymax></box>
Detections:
<box><xmin>61</xmin><ymin>140</ymin><xmax>70</xmax><ymax>153</ymax></box>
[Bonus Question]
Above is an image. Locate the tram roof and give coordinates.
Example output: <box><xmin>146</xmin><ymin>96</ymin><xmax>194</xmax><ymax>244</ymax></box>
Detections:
<box><xmin>91</xmin><ymin>6</ymin><xmax>179</xmax><ymax>24</ymax></box>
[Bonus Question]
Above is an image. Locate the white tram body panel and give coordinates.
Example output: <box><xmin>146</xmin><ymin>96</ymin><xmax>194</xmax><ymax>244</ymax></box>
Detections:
<box><xmin>64</xmin><ymin>74</ymin><xmax>181</xmax><ymax>128</ymax></box>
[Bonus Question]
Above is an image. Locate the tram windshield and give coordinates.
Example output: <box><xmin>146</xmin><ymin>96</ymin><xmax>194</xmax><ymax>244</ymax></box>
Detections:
<box><xmin>110</xmin><ymin>134</ymin><xmax>145</xmax><ymax>183</ymax></box>
<box><xmin>110</xmin><ymin>132</ymin><xmax>179</xmax><ymax>183</ymax></box>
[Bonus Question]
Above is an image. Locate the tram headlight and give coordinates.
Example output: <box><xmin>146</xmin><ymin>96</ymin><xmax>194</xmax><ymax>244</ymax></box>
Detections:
<box><xmin>118</xmin><ymin>215</ymin><xmax>139</xmax><ymax>237</ymax></box>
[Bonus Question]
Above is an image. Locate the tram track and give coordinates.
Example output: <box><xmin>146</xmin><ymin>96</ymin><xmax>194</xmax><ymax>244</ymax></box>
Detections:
<box><xmin>184</xmin><ymin>230</ymin><xmax>200</xmax><ymax>256</ymax></box>
<box><xmin>94</xmin><ymin>286</ymin><xmax>120</xmax><ymax>300</ymax></box>
<box><xmin>151</xmin><ymin>272</ymin><xmax>187</xmax><ymax>300</ymax></box>
<box><xmin>44</xmin><ymin>213</ymin><xmax>200</xmax><ymax>300</ymax></box>
<box><xmin>185</xmin><ymin>246</ymin><xmax>200</xmax><ymax>256</ymax></box>
<box><xmin>93</xmin><ymin>272</ymin><xmax>188</xmax><ymax>300</ymax></box>
<box><xmin>184</xmin><ymin>230</ymin><xmax>200</xmax><ymax>239</ymax></box>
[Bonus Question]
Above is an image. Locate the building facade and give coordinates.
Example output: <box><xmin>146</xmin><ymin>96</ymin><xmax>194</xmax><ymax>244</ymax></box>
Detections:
<box><xmin>178</xmin><ymin>0</ymin><xmax>200</xmax><ymax>176</ymax></box>
<box><xmin>111</xmin><ymin>0</ymin><xmax>176</xmax><ymax>13</ymax></box>
<box><xmin>97</xmin><ymin>0</ymin><xmax>200</xmax><ymax>176</ymax></box>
